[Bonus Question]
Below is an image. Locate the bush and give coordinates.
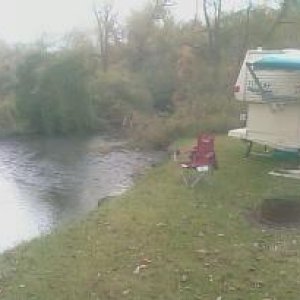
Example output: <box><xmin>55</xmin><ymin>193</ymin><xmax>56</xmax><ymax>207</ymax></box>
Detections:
<box><xmin>0</xmin><ymin>95</ymin><xmax>18</xmax><ymax>134</ymax></box>
<box><xmin>129</xmin><ymin>93</ymin><xmax>240</xmax><ymax>149</ymax></box>
<box><xmin>16</xmin><ymin>51</ymin><xmax>96</xmax><ymax>134</ymax></box>
<box><xmin>90</xmin><ymin>69</ymin><xmax>154</xmax><ymax>129</ymax></box>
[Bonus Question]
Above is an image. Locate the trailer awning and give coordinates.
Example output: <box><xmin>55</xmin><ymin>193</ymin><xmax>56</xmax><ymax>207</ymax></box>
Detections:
<box><xmin>253</xmin><ymin>55</ymin><xmax>300</xmax><ymax>70</ymax></box>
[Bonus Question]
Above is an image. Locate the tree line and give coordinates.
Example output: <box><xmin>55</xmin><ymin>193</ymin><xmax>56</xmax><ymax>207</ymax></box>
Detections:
<box><xmin>0</xmin><ymin>0</ymin><xmax>299</xmax><ymax>147</ymax></box>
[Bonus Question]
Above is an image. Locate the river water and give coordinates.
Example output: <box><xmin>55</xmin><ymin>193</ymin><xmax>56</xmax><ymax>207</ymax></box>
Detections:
<box><xmin>0</xmin><ymin>135</ymin><xmax>162</xmax><ymax>253</ymax></box>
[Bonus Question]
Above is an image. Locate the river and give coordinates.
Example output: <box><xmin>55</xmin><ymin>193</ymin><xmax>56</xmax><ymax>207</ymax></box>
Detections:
<box><xmin>0</xmin><ymin>135</ymin><xmax>163</xmax><ymax>253</ymax></box>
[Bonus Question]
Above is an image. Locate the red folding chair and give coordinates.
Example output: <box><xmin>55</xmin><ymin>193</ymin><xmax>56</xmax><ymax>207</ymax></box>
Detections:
<box><xmin>180</xmin><ymin>134</ymin><xmax>217</xmax><ymax>187</ymax></box>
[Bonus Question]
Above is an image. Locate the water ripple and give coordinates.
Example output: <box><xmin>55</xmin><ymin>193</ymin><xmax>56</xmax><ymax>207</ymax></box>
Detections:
<box><xmin>0</xmin><ymin>135</ymin><xmax>163</xmax><ymax>252</ymax></box>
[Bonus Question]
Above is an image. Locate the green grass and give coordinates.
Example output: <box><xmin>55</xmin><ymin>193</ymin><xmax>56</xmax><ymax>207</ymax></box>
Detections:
<box><xmin>1</xmin><ymin>136</ymin><xmax>300</xmax><ymax>299</ymax></box>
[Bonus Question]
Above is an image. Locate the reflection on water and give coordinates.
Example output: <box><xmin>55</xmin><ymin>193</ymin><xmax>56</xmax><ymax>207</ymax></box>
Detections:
<box><xmin>0</xmin><ymin>135</ymin><xmax>162</xmax><ymax>252</ymax></box>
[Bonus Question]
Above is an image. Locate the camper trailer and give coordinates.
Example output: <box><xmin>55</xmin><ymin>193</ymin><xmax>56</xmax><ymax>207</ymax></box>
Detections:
<box><xmin>228</xmin><ymin>48</ymin><xmax>300</xmax><ymax>153</ymax></box>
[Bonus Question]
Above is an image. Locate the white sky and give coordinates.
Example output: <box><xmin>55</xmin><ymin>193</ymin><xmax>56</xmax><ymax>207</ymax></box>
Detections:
<box><xmin>0</xmin><ymin>0</ymin><xmax>255</xmax><ymax>44</ymax></box>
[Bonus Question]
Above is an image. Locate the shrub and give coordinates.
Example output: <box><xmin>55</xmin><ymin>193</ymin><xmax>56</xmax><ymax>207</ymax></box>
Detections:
<box><xmin>90</xmin><ymin>69</ymin><xmax>154</xmax><ymax>129</ymax></box>
<box><xmin>129</xmin><ymin>93</ymin><xmax>240</xmax><ymax>149</ymax></box>
<box><xmin>16</xmin><ymin>51</ymin><xmax>95</xmax><ymax>134</ymax></box>
<box><xmin>0</xmin><ymin>95</ymin><xmax>18</xmax><ymax>134</ymax></box>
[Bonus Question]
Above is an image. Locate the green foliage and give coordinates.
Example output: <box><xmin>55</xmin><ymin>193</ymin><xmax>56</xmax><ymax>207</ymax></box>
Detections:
<box><xmin>140</xmin><ymin>48</ymin><xmax>176</xmax><ymax>112</ymax></box>
<box><xmin>0</xmin><ymin>41</ymin><xmax>18</xmax><ymax>97</ymax></box>
<box><xmin>0</xmin><ymin>72</ymin><xmax>16</xmax><ymax>97</ymax></box>
<box><xmin>90</xmin><ymin>69</ymin><xmax>154</xmax><ymax>128</ymax></box>
<box><xmin>15</xmin><ymin>51</ymin><xmax>46</xmax><ymax>132</ymax></box>
<box><xmin>16</xmin><ymin>51</ymin><xmax>95</xmax><ymax>134</ymax></box>
<box><xmin>126</xmin><ymin>7</ymin><xmax>178</xmax><ymax>112</ymax></box>
<box><xmin>0</xmin><ymin>95</ymin><xmax>17</xmax><ymax>134</ymax></box>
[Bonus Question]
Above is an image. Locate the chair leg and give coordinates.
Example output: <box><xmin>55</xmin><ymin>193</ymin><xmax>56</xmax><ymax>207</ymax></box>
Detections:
<box><xmin>181</xmin><ymin>168</ymin><xmax>209</xmax><ymax>187</ymax></box>
<box><xmin>182</xmin><ymin>172</ymin><xmax>189</xmax><ymax>186</ymax></box>
<box><xmin>182</xmin><ymin>168</ymin><xmax>194</xmax><ymax>186</ymax></box>
<box><xmin>190</xmin><ymin>173</ymin><xmax>206</xmax><ymax>188</ymax></box>
<box><xmin>245</xmin><ymin>141</ymin><xmax>253</xmax><ymax>158</ymax></box>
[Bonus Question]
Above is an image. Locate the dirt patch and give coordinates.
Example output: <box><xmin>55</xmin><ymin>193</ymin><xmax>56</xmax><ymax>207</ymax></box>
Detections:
<box><xmin>250</xmin><ymin>198</ymin><xmax>300</xmax><ymax>228</ymax></box>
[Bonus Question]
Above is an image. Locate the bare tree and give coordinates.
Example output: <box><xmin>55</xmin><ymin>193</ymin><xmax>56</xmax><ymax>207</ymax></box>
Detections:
<box><xmin>259</xmin><ymin>0</ymin><xmax>300</xmax><ymax>45</ymax></box>
<box><xmin>262</xmin><ymin>0</ymin><xmax>290</xmax><ymax>42</ymax></box>
<box><xmin>203</xmin><ymin>0</ymin><xmax>222</xmax><ymax>81</ymax></box>
<box><xmin>93</xmin><ymin>2</ymin><xmax>120</xmax><ymax>71</ymax></box>
<box><xmin>227</xmin><ymin>1</ymin><xmax>253</xmax><ymax>98</ymax></box>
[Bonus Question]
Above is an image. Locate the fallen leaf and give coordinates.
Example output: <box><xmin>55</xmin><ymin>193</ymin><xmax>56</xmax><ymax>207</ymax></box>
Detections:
<box><xmin>156</xmin><ymin>222</ymin><xmax>167</xmax><ymax>227</ymax></box>
<box><xmin>122</xmin><ymin>289</ymin><xmax>130</xmax><ymax>295</ymax></box>
<box><xmin>133</xmin><ymin>264</ymin><xmax>147</xmax><ymax>275</ymax></box>
<box><xmin>196</xmin><ymin>249</ymin><xmax>208</xmax><ymax>254</ymax></box>
<box><xmin>279</xmin><ymin>270</ymin><xmax>286</xmax><ymax>276</ymax></box>
<box><xmin>181</xmin><ymin>274</ymin><xmax>188</xmax><ymax>282</ymax></box>
<box><xmin>141</xmin><ymin>258</ymin><xmax>152</xmax><ymax>264</ymax></box>
<box><xmin>133</xmin><ymin>266</ymin><xmax>140</xmax><ymax>274</ymax></box>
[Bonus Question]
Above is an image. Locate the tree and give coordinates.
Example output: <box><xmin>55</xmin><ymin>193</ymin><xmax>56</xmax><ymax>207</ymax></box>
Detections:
<box><xmin>125</xmin><ymin>4</ymin><xmax>178</xmax><ymax>111</ymax></box>
<box><xmin>202</xmin><ymin>0</ymin><xmax>223</xmax><ymax>85</ymax></box>
<box><xmin>0</xmin><ymin>41</ymin><xmax>18</xmax><ymax>98</ymax></box>
<box><xmin>93</xmin><ymin>2</ymin><xmax>120</xmax><ymax>72</ymax></box>
<box><xmin>263</xmin><ymin>0</ymin><xmax>300</xmax><ymax>47</ymax></box>
<box><xmin>16</xmin><ymin>51</ymin><xmax>96</xmax><ymax>134</ymax></box>
<box><xmin>203</xmin><ymin>0</ymin><xmax>222</xmax><ymax>63</ymax></box>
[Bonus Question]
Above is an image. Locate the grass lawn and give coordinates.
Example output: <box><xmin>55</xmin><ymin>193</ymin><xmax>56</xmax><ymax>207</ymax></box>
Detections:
<box><xmin>1</xmin><ymin>136</ymin><xmax>300</xmax><ymax>300</ymax></box>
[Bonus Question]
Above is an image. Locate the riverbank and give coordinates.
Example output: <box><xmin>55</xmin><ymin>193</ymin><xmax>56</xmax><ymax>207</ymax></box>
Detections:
<box><xmin>1</xmin><ymin>136</ymin><xmax>300</xmax><ymax>299</ymax></box>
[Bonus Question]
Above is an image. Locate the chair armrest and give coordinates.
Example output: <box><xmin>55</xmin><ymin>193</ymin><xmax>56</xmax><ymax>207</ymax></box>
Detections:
<box><xmin>204</xmin><ymin>152</ymin><xmax>215</xmax><ymax>158</ymax></box>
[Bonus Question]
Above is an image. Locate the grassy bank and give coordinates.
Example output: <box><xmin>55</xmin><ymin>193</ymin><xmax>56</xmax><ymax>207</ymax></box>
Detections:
<box><xmin>1</xmin><ymin>136</ymin><xmax>300</xmax><ymax>300</ymax></box>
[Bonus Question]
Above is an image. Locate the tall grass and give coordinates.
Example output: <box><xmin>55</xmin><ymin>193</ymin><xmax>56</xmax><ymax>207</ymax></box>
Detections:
<box><xmin>131</xmin><ymin>94</ymin><xmax>240</xmax><ymax>149</ymax></box>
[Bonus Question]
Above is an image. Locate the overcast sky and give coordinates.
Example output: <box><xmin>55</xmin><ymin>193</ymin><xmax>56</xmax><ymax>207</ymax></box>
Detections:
<box><xmin>0</xmin><ymin>0</ymin><xmax>255</xmax><ymax>44</ymax></box>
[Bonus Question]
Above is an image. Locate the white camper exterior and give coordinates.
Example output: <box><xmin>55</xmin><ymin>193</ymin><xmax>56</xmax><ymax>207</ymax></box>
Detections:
<box><xmin>229</xmin><ymin>48</ymin><xmax>300</xmax><ymax>151</ymax></box>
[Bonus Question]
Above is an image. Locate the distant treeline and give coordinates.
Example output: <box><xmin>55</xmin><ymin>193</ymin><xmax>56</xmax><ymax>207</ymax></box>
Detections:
<box><xmin>0</xmin><ymin>1</ymin><xmax>299</xmax><ymax>147</ymax></box>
